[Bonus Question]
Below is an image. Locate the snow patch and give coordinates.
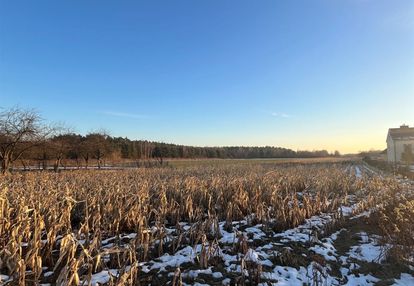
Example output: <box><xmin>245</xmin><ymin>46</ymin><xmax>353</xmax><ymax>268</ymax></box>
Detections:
<box><xmin>393</xmin><ymin>273</ymin><xmax>414</xmax><ymax>285</ymax></box>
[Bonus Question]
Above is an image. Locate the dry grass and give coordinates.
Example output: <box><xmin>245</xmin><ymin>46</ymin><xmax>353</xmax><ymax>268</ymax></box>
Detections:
<box><xmin>0</xmin><ymin>162</ymin><xmax>405</xmax><ymax>285</ymax></box>
<box><xmin>375</xmin><ymin>192</ymin><xmax>414</xmax><ymax>263</ymax></box>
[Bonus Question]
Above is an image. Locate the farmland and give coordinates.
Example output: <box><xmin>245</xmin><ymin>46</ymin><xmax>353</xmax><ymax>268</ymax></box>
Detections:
<box><xmin>0</xmin><ymin>160</ymin><xmax>413</xmax><ymax>285</ymax></box>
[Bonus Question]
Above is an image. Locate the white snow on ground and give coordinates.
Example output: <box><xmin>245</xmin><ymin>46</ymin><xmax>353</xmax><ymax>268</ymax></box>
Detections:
<box><xmin>245</xmin><ymin>225</ymin><xmax>266</xmax><ymax>240</ymax></box>
<box><xmin>3</xmin><ymin>164</ymin><xmax>414</xmax><ymax>285</ymax></box>
<box><xmin>393</xmin><ymin>273</ymin><xmax>414</xmax><ymax>285</ymax></box>
<box><xmin>133</xmin><ymin>201</ymin><xmax>413</xmax><ymax>285</ymax></box>
<box><xmin>260</xmin><ymin>265</ymin><xmax>311</xmax><ymax>285</ymax></box>
<box><xmin>276</xmin><ymin>195</ymin><xmax>359</xmax><ymax>245</ymax></box>
<box><xmin>355</xmin><ymin>166</ymin><xmax>362</xmax><ymax>178</ymax></box>
<box><xmin>4</xmin><ymin>209</ymin><xmax>414</xmax><ymax>285</ymax></box>
<box><xmin>339</xmin><ymin>205</ymin><xmax>358</xmax><ymax>216</ymax></box>
<box><xmin>44</xmin><ymin>271</ymin><xmax>54</xmax><ymax>277</ymax></box>
<box><xmin>88</xmin><ymin>269</ymin><xmax>120</xmax><ymax>285</ymax></box>
<box><xmin>351</xmin><ymin>209</ymin><xmax>372</xmax><ymax>219</ymax></box>
<box><xmin>309</xmin><ymin>230</ymin><xmax>342</xmax><ymax>262</ymax></box>
<box><xmin>179</xmin><ymin>267</ymin><xmax>223</xmax><ymax>280</ymax></box>
<box><xmin>57</xmin><ymin>168</ymin><xmax>414</xmax><ymax>284</ymax></box>
<box><xmin>180</xmin><ymin>267</ymin><xmax>213</xmax><ymax>279</ymax></box>
<box><xmin>343</xmin><ymin>274</ymin><xmax>379</xmax><ymax>285</ymax></box>
<box><xmin>0</xmin><ymin>274</ymin><xmax>10</xmax><ymax>282</ymax></box>
<box><xmin>219</xmin><ymin>223</ymin><xmax>237</xmax><ymax>244</ymax></box>
<box><xmin>244</xmin><ymin>248</ymin><xmax>260</xmax><ymax>263</ymax></box>
<box><xmin>260</xmin><ymin>263</ymin><xmax>342</xmax><ymax>286</ymax></box>
<box><xmin>348</xmin><ymin>232</ymin><xmax>385</xmax><ymax>263</ymax></box>
<box><xmin>147</xmin><ymin>246</ymin><xmax>195</xmax><ymax>271</ymax></box>
<box><xmin>275</xmin><ymin>213</ymin><xmax>334</xmax><ymax>243</ymax></box>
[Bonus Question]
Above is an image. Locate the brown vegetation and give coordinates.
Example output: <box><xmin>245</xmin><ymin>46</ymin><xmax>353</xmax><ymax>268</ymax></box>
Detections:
<box><xmin>0</xmin><ymin>161</ymin><xmax>403</xmax><ymax>285</ymax></box>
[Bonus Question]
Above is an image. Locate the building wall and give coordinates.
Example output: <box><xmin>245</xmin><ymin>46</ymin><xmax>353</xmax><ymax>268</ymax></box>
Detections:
<box><xmin>387</xmin><ymin>136</ymin><xmax>395</xmax><ymax>162</ymax></box>
<box><xmin>395</xmin><ymin>139</ymin><xmax>414</xmax><ymax>163</ymax></box>
<box><xmin>387</xmin><ymin>137</ymin><xmax>414</xmax><ymax>163</ymax></box>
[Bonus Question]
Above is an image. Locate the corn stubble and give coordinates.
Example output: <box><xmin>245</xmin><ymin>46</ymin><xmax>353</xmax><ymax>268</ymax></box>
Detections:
<box><xmin>0</xmin><ymin>162</ymin><xmax>404</xmax><ymax>285</ymax></box>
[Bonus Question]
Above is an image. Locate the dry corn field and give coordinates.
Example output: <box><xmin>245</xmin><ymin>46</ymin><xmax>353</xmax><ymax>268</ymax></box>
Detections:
<box><xmin>0</xmin><ymin>161</ymin><xmax>413</xmax><ymax>285</ymax></box>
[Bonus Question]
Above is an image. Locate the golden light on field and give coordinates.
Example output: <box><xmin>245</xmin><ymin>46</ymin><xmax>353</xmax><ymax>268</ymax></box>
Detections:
<box><xmin>1</xmin><ymin>161</ymin><xmax>413</xmax><ymax>284</ymax></box>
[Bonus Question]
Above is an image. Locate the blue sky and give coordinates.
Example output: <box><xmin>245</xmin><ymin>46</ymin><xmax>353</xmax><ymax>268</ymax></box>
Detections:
<box><xmin>1</xmin><ymin>1</ymin><xmax>413</xmax><ymax>153</ymax></box>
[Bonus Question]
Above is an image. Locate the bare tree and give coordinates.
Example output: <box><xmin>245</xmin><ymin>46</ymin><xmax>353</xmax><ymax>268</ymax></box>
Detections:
<box><xmin>65</xmin><ymin>134</ymin><xmax>82</xmax><ymax>169</ymax></box>
<box><xmin>0</xmin><ymin>107</ymin><xmax>53</xmax><ymax>174</ymax></box>
<box><xmin>152</xmin><ymin>146</ymin><xmax>164</xmax><ymax>165</ymax></box>
<box><xmin>31</xmin><ymin>142</ymin><xmax>51</xmax><ymax>171</ymax></box>
<box><xmin>79</xmin><ymin>137</ymin><xmax>91</xmax><ymax>169</ymax></box>
<box><xmin>50</xmin><ymin>133</ymin><xmax>74</xmax><ymax>172</ymax></box>
<box><xmin>83</xmin><ymin>131</ymin><xmax>112</xmax><ymax>169</ymax></box>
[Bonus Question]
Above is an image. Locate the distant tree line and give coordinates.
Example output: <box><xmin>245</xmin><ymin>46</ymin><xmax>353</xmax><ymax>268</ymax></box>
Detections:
<box><xmin>110</xmin><ymin>138</ymin><xmax>336</xmax><ymax>160</ymax></box>
<box><xmin>0</xmin><ymin>107</ymin><xmax>340</xmax><ymax>173</ymax></box>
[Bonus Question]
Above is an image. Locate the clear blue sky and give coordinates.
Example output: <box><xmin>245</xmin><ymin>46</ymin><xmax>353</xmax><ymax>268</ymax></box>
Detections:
<box><xmin>1</xmin><ymin>1</ymin><xmax>413</xmax><ymax>153</ymax></box>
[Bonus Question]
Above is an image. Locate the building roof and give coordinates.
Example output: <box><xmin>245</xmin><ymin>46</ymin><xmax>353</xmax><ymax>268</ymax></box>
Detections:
<box><xmin>388</xmin><ymin>125</ymin><xmax>414</xmax><ymax>140</ymax></box>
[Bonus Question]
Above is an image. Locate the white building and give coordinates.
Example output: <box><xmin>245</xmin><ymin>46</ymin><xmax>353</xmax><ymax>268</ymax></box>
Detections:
<box><xmin>386</xmin><ymin>125</ymin><xmax>414</xmax><ymax>163</ymax></box>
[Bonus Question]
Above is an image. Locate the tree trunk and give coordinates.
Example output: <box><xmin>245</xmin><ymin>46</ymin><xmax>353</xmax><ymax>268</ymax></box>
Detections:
<box><xmin>83</xmin><ymin>154</ymin><xmax>89</xmax><ymax>169</ymax></box>
<box><xmin>1</xmin><ymin>156</ymin><xmax>10</xmax><ymax>174</ymax></box>
<box><xmin>42</xmin><ymin>152</ymin><xmax>48</xmax><ymax>170</ymax></box>
<box><xmin>21</xmin><ymin>159</ymin><xmax>27</xmax><ymax>171</ymax></box>
<box><xmin>53</xmin><ymin>158</ymin><xmax>61</xmax><ymax>173</ymax></box>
